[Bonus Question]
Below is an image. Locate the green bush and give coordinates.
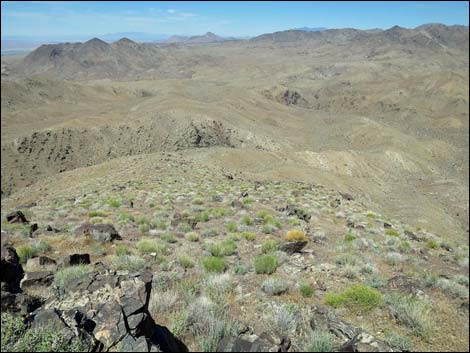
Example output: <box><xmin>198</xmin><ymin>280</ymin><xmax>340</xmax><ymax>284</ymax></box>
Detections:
<box><xmin>226</xmin><ymin>221</ymin><xmax>238</xmax><ymax>232</ymax></box>
<box><xmin>241</xmin><ymin>215</ymin><xmax>254</xmax><ymax>226</ymax></box>
<box><xmin>17</xmin><ymin>245</ymin><xmax>36</xmax><ymax>264</ymax></box>
<box><xmin>139</xmin><ymin>223</ymin><xmax>150</xmax><ymax>233</ymax></box>
<box><xmin>53</xmin><ymin>264</ymin><xmax>93</xmax><ymax>290</ymax></box>
<box><xmin>195</xmin><ymin>211</ymin><xmax>210</xmax><ymax>222</ymax></box>
<box><xmin>325</xmin><ymin>284</ymin><xmax>383</xmax><ymax>312</ymax></box>
<box><xmin>160</xmin><ymin>233</ymin><xmax>177</xmax><ymax>243</ymax></box>
<box><xmin>344</xmin><ymin>234</ymin><xmax>357</xmax><ymax>242</ymax></box>
<box><xmin>254</xmin><ymin>255</ymin><xmax>278</xmax><ymax>274</ymax></box>
<box><xmin>242</xmin><ymin>232</ymin><xmax>256</xmax><ymax>241</ymax></box>
<box><xmin>107</xmin><ymin>198</ymin><xmax>121</xmax><ymax>208</ymax></box>
<box><xmin>115</xmin><ymin>245</ymin><xmax>130</xmax><ymax>256</ymax></box>
<box><xmin>262</xmin><ymin>277</ymin><xmax>289</xmax><ymax>295</ymax></box>
<box><xmin>209</xmin><ymin>240</ymin><xmax>237</xmax><ymax>257</ymax></box>
<box><xmin>426</xmin><ymin>240</ymin><xmax>439</xmax><ymax>249</ymax></box>
<box><xmin>179</xmin><ymin>255</ymin><xmax>195</xmax><ymax>269</ymax></box>
<box><xmin>300</xmin><ymin>283</ymin><xmax>315</xmax><ymax>297</ymax></box>
<box><xmin>384</xmin><ymin>331</ymin><xmax>413</xmax><ymax>352</ymax></box>
<box><xmin>202</xmin><ymin>257</ymin><xmax>227</xmax><ymax>273</ymax></box>
<box><xmin>262</xmin><ymin>240</ymin><xmax>279</xmax><ymax>254</ymax></box>
<box><xmin>88</xmin><ymin>210</ymin><xmax>107</xmax><ymax>218</ymax></box>
<box><xmin>385</xmin><ymin>229</ymin><xmax>400</xmax><ymax>237</ymax></box>
<box><xmin>137</xmin><ymin>239</ymin><xmax>168</xmax><ymax>254</ymax></box>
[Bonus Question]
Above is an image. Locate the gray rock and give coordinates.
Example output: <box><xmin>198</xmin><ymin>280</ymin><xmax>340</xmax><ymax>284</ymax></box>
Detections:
<box><xmin>20</xmin><ymin>271</ymin><xmax>54</xmax><ymax>289</ymax></box>
<box><xmin>75</xmin><ymin>223</ymin><xmax>121</xmax><ymax>242</ymax></box>
<box><xmin>6</xmin><ymin>210</ymin><xmax>29</xmax><ymax>224</ymax></box>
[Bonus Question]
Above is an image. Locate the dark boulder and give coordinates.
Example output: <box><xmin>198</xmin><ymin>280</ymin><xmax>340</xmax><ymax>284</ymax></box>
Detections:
<box><xmin>6</xmin><ymin>210</ymin><xmax>29</xmax><ymax>224</ymax></box>
<box><xmin>20</xmin><ymin>271</ymin><xmax>54</xmax><ymax>290</ymax></box>
<box><xmin>279</xmin><ymin>241</ymin><xmax>308</xmax><ymax>254</ymax></box>
<box><xmin>62</xmin><ymin>253</ymin><xmax>91</xmax><ymax>267</ymax></box>
<box><xmin>1</xmin><ymin>245</ymin><xmax>24</xmax><ymax>293</ymax></box>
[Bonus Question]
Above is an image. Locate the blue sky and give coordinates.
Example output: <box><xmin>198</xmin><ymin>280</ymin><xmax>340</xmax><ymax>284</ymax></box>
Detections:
<box><xmin>1</xmin><ymin>1</ymin><xmax>469</xmax><ymax>39</ymax></box>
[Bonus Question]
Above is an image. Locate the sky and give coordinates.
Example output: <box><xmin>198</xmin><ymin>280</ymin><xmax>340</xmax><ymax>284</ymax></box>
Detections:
<box><xmin>1</xmin><ymin>1</ymin><xmax>469</xmax><ymax>39</ymax></box>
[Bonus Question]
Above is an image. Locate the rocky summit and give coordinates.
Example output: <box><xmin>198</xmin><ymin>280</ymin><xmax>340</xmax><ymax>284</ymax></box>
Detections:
<box><xmin>1</xmin><ymin>4</ymin><xmax>469</xmax><ymax>352</ymax></box>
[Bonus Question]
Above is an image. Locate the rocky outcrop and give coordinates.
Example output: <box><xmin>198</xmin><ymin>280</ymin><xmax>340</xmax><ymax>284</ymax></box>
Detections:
<box><xmin>311</xmin><ymin>305</ymin><xmax>393</xmax><ymax>352</ymax></box>
<box><xmin>279</xmin><ymin>240</ymin><xmax>307</xmax><ymax>254</ymax></box>
<box><xmin>6</xmin><ymin>210</ymin><xmax>29</xmax><ymax>224</ymax></box>
<box><xmin>1</xmin><ymin>245</ymin><xmax>24</xmax><ymax>293</ymax></box>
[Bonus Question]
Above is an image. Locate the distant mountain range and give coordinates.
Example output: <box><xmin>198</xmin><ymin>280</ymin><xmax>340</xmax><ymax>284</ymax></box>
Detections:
<box><xmin>295</xmin><ymin>27</ymin><xmax>328</xmax><ymax>31</ymax></box>
<box><xmin>165</xmin><ymin>32</ymin><xmax>236</xmax><ymax>44</ymax></box>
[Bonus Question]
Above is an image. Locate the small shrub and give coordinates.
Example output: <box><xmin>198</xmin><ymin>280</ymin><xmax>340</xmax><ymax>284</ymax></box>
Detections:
<box><xmin>17</xmin><ymin>245</ymin><xmax>36</xmax><ymax>264</ymax></box>
<box><xmin>385</xmin><ymin>293</ymin><xmax>433</xmax><ymax>339</ymax></box>
<box><xmin>88</xmin><ymin>210</ymin><xmax>107</xmax><ymax>218</ymax></box>
<box><xmin>149</xmin><ymin>289</ymin><xmax>180</xmax><ymax>315</ymax></box>
<box><xmin>242</xmin><ymin>232</ymin><xmax>256</xmax><ymax>241</ymax></box>
<box><xmin>254</xmin><ymin>255</ymin><xmax>278</xmax><ymax>274</ymax></box>
<box><xmin>241</xmin><ymin>215</ymin><xmax>254</xmax><ymax>226</ymax></box>
<box><xmin>161</xmin><ymin>233</ymin><xmax>177</xmax><ymax>243</ymax></box>
<box><xmin>179</xmin><ymin>255</ymin><xmax>195</xmax><ymax>269</ymax></box>
<box><xmin>115</xmin><ymin>245</ymin><xmax>130</xmax><ymax>256</ymax></box>
<box><xmin>426</xmin><ymin>240</ymin><xmax>439</xmax><ymax>249</ymax></box>
<box><xmin>262</xmin><ymin>277</ymin><xmax>289</xmax><ymax>295</ymax></box>
<box><xmin>436</xmin><ymin>278</ymin><xmax>469</xmax><ymax>299</ymax></box>
<box><xmin>384</xmin><ymin>331</ymin><xmax>413</xmax><ymax>352</ymax></box>
<box><xmin>286</xmin><ymin>229</ymin><xmax>308</xmax><ymax>241</ymax></box>
<box><xmin>344</xmin><ymin>234</ymin><xmax>356</xmax><ymax>242</ymax></box>
<box><xmin>299</xmin><ymin>283</ymin><xmax>314</xmax><ymax>297</ymax></box>
<box><xmin>208</xmin><ymin>240</ymin><xmax>237</xmax><ymax>257</ymax></box>
<box><xmin>266</xmin><ymin>304</ymin><xmax>299</xmax><ymax>337</ymax></box>
<box><xmin>185</xmin><ymin>232</ymin><xmax>199</xmax><ymax>242</ymax></box>
<box><xmin>325</xmin><ymin>284</ymin><xmax>383</xmax><ymax>312</ymax></box>
<box><xmin>192</xmin><ymin>198</ymin><xmax>204</xmax><ymax>205</ymax></box>
<box><xmin>53</xmin><ymin>264</ymin><xmax>92</xmax><ymax>290</ymax></box>
<box><xmin>107</xmin><ymin>198</ymin><xmax>121</xmax><ymax>208</ymax></box>
<box><xmin>111</xmin><ymin>255</ymin><xmax>146</xmax><ymax>271</ymax></box>
<box><xmin>202</xmin><ymin>257</ymin><xmax>227</xmax><ymax>273</ymax></box>
<box><xmin>202</xmin><ymin>229</ymin><xmax>218</xmax><ymax>238</ymax></box>
<box><xmin>366</xmin><ymin>213</ymin><xmax>377</xmax><ymax>219</ymax></box>
<box><xmin>234</xmin><ymin>264</ymin><xmax>248</xmax><ymax>275</ymax></box>
<box><xmin>385</xmin><ymin>229</ymin><xmax>400</xmax><ymax>237</ymax></box>
<box><xmin>139</xmin><ymin>223</ymin><xmax>150</xmax><ymax>233</ymax></box>
<box><xmin>262</xmin><ymin>224</ymin><xmax>276</xmax><ymax>234</ymax></box>
<box><xmin>195</xmin><ymin>211</ymin><xmax>210</xmax><ymax>222</ymax></box>
<box><xmin>303</xmin><ymin>330</ymin><xmax>336</xmax><ymax>352</ymax></box>
<box><xmin>335</xmin><ymin>254</ymin><xmax>359</xmax><ymax>266</ymax></box>
<box><xmin>90</xmin><ymin>245</ymin><xmax>106</xmax><ymax>256</ymax></box>
<box><xmin>137</xmin><ymin>239</ymin><xmax>168</xmax><ymax>255</ymax></box>
<box><xmin>262</xmin><ymin>240</ymin><xmax>279</xmax><ymax>254</ymax></box>
<box><xmin>226</xmin><ymin>221</ymin><xmax>238</xmax><ymax>232</ymax></box>
<box><xmin>365</xmin><ymin>274</ymin><xmax>387</xmax><ymax>288</ymax></box>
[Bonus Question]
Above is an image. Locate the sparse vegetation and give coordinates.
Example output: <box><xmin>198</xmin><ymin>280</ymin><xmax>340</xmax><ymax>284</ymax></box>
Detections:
<box><xmin>286</xmin><ymin>229</ymin><xmax>308</xmax><ymax>241</ymax></box>
<box><xmin>53</xmin><ymin>264</ymin><xmax>93</xmax><ymax>290</ymax></box>
<box><xmin>262</xmin><ymin>277</ymin><xmax>289</xmax><ymax>295</ymax></box>
<box><xmin>303</xmin><ymin>330</ymin><xmax>336</xmax><ymax>352</ymax></box>
<box><xmin>202</xmin><ymin>256</ymin><xmax>227</xmax><ymax>273</ymax></box>
<box><xmin>299</xmin><ymin>283</ymin><xmax>314</xmax><ymax>297</ymax></box>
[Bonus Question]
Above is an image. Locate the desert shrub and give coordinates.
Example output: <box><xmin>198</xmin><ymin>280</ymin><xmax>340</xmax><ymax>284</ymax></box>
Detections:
<box><xmin>384</xmin><ymin>331</ymin><xmax>413</xmax><ymax>352</ymax></box>
<box><xmin>202</xmin><ymin>257</ymin><xmax>227</xmax><ymax>273</ymax></box>
<box><xmin>286</xmin><ymin>229</ymin><xmax>308</xmax><ymax>241</ymax></box>
<box><xmin>344</xmin><ymin>233</ymin><xmax>357</xmax><ymax>242</ymax></box>
<box><xmin>436</xmin><ymin>278</ymin><xmax>469</xmax><ymax>299</ymax></box>
<box><xmin>17</xmin><ymin>244</ymin><xmax>36</xmax><ymax>264</ymax></box>
<box><xmin>149</xmin><ymin>289</ymin><xmax>180</xmax><ymax>315</ymax></box>
<box><xmin>202</xmin><ymin>229</ymin><xmax>218</xmax><ymax>238</ymax></box>
<box><xmin>325</xmin><ymin>284</ymin><xmax>383</xmax><ymax>312</ymax></box>
<box><xmin>138</xmin><ymin>223</ymin><xmax>150</xmax><ymax>233</ymax></box>
<box><xmin>335</xmin><ymin>253</ymin><xmax>359</xmax><ymax>266</ymax></box>
<box><xmin>254</xmin><ymin>255</ymin><xmax>278</xmax><ymax>274</ymax></box>
<box><xmin>208</xmin><ymin>240</ymin><xmax>237</xmax><ymax>257</ymax></box>
<box><xmin>107</xmin><ymin>198</ymin><xmax>121</xmax><ymax>208</ymax></box>
<box><xmin>366</xmin><ymin>213</ymin><xmax>377</xmax><ymax>219</ymax></box>
<box><xmin>192</xmin><ymin>198</ymin><xmax>204</xmax><ymax>205</ymax></box>
<box><xmin>53</xmin><ymin>264</ymin><xmax>93</xmax><ymax>290</ymax></box>
<box><xmin>234</xmin><ymin>264</ymin><xmax>248</xmax><ymax>275</ymax></box>
<box><xmin>114</xmin><ymin>244</ymin><xmax>129</xmax><ymax>256</ymax></box>
<box><xmin>300</xmin><ymin>283</ymin><xmax>315</xmax><ymax>297</ymax></box>
<box><xmin>303</xmin><ymin>330</ymin><xmax>336</xmax><ymax>352</ymax></box>
<box><xmin>241</xmin><ymin>215</ymin><xmax>254</xmax><ymax>226</ymax></box>
<box><xmin>385</xmin><ymin>252</ymin><xmax>404</xmax><ymax>266</ymax></box>
<box><xmin>160</xmin><ymin>233</ymin><xmax>177</xmax><ymax>243</ymax></box>
<box><xmin>226</xmin><ymin>221</ymin><xmax>238</xmax><ymax>232</ymax></box>
<box><xmin>178</xmin><ymin>255</ymin><xmax>195</xmax><ymax>269</ymax></box>
<box><xmin>265</xmin><ymin>304</ymin><xmax>300</xmax><ymax>337</ymax></box>
<box><xmin>262</xmin><ymin>240</ymin><xmax>279</xmax><ymax>254</ymax></box>
<box><xmin>384</xmin><ymin>293</ymin><xmax>433</xmax><ymax>339</ymax></box>
<box><xmin>385</xmin><ymin>229</ymin><xmax>400</xmax><ymax>237</ymax></box>
<box><xmin>150</xmin><ymin>219</ymin><xmax>167</xmax><ymax>230</ymax></box>
<box><xmin>119</xmin><ymin>212</ymin><xmax>135</xmax><ymax>223</ymax></box>
<box><xmin>242</xmin><ymin>232</ymin><xmax>256</xmax><ymax>241</ymax></box>
<box><xmin>397</xmin><ymin>241</ymin><xmax>412</xmax><ymax>253</ymax></box>
<box><xmin>177</xmin><ymin>222</ymin><xmax>192</xmax><ymax>233</ymax></box>
<box><xmin>90</xmin><ymin>245</ymin><xmax>106</xmax><ymax>256</ymax></box>
<box><xmin>111</xmin><ymin>255</ymin><xmax>146</xmax><ymax>271</ymax></box>
<box><xmin>195</xmin><ymin>211</ymin><xmax>210</xmax><ymax>222</ymax></box>
<box><xmin>88</xmin><ymin>210</ymin><xmax>106</xmax><ymax>218</ymax></box>
<box><xmin>426</xmin><ymin>240</ymin><xmax>439</xmax><ymax>249</ymax></box>
<box><xmin>185</xmin><ymin>232</ymin><xmax>199</xmax><ymax>242</ymax></box>
<box><xmin>242</xmin><ymin>197</ymin><xmax>255</xmax><ymax>205</ymax></box>
<box><xmin>137</xmin><ymin>239</ymin><xmax>168</xmax><ymax>255</ymax></box>
<box><xmin>262</xmin><ymin>224</ymin><xmax>276</xmax><ymax>234</ymax></box>
<box><xmin>262</xmin><ymin>277</ymin><xmax>289</xmax><ymax>295</ymax></box>
<box><xmin>365</xmin><ymin>274</ymin><xmax>387</xmax><ymax>288</ymax></box>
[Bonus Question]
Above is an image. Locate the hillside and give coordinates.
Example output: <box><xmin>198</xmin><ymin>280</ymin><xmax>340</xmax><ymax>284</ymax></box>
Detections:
<box><xmin>1</xmin><ymin>23</ymin><xmax>469</xmax><ymax>353</ymax></box>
